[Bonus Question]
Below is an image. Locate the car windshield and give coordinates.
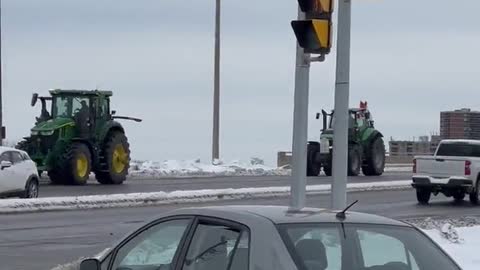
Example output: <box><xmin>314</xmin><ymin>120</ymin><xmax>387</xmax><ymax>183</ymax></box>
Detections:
<box><xmin>436</xmin><ymin>142</ymin><xmax>480</xmax><ymax>157</ymax></box>
<box><xmin>277</xmin><ymin>223</ymin><xmax>459</xmax><ymax>270</ymax></box>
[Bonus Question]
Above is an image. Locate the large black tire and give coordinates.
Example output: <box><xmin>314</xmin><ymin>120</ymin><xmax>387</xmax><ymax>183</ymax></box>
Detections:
<box><xmin>453</xmin><ymin>192</ymin><xmax>465</xmax><ymax>203</ymax></box>
<box><xmin>48</xmin><ymin>142</ymin><xmax>92</xmax><ymax>185</ymax></box>
<box><xmin>323</xmin><ymin>166</ymin><xmax>332</xmax><ymax>176</ymax></box>
<box><xmin>469</xmin><ymin>179</ymin><xmax>480</xmax><ymax>205</ymax></box>
<box><xmin>95</xmin><ymin>131</ymin><xmax>130</xmax><ymax>185</ymax></box>
<box><xmin>416</xmin><ymin>189</ymin><xmax>431</xmax><ymax>205</ymax></box>
<box><xmin>348</xmin><ymin>148</ymin><xmax>361</xmax><ymax>176</ymax></box>
<box><xmin>362</xmin><ymin>136</ymin><xmax>386</xmax><ymax>176</ymax></box>
<box><xmin>48</xmin><ymin>170</ymin><xmax>67</xmax><ymax>185</ymax></box>
<box><xmin>307</xmin><ymin>143</ymin><xmax>321</xmax><ymax>177</ymax></box>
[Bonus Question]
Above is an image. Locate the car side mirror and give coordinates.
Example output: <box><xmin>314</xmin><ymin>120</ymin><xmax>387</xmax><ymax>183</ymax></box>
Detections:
<box><xmin>1</xmin><ymin>161</ymin><xmax>12</xmax><ymax>170</ymax></box>
<box><xmin>111</xmin><ymin>110</ymin><xmax>116</xmax><ymax>115</ymax></box>
<box><xmin>31</xmin><ymin>93</ymin><xmax>39</xmax><ymax>107</ymax></box>
<box><xmin>315</xmin><ymin>113</ymin><xmax>320</xmax><ymax>120</ymax></box>
<box><xmin>80</xmin><ymin>258</ymin><xmax>101</xmax><ymax>270</ymax></box>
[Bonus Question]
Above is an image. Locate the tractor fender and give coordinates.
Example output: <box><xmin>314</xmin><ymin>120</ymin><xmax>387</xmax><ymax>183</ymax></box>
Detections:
<box><xmin>99</xmin><ymin>121</ymin><xmax>125</xmax><ymax>143</ymax></box>
<box><xmin>365</xmin><ymin>130</ymin><xmax>384</xmax><ymax>144</ymax></box>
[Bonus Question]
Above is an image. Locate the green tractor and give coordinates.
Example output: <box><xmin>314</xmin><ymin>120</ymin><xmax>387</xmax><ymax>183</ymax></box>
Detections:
<box><xmin>307</xmin><ymin>101</ymin><xmax>385</xmax><ymax>177</ymax></box>
<box><xmin>16</xmin><ymin>89</ymin><xmax>142</xmax><ymax>185</ymax></box>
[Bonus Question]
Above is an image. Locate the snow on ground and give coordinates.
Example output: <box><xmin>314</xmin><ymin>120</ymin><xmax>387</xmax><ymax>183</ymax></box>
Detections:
<box><xmin>0</xmin><ymin>180</ymin><xmax>412</xmax><ymax>214</ymax></box>
<box><xmin>424</xmin><ymin>225</ymin><xmax>480</xmax><ymax>269</ymax></box>
<box><xmin>50</xmin><ymin>222</ymin><xmax>480</xmax><ymax>270</ymax></box>
<box><xmin>128</xmin><ymin>158</ymin><xmax>411</xmax><ymax>178</ymax></box>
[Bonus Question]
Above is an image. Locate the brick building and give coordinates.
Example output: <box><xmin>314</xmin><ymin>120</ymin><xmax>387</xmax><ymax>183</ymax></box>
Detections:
<box><xmin>440</xmin><ymin>108</ymin><xmax>480</xmax><ymax>140</ymax></box>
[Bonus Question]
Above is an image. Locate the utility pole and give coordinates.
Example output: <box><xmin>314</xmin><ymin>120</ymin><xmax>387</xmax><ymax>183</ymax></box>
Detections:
<box><xmin>289</xmin><ymin>7</ymin><xmax>310</xmax><ymax>210</ymax></box>
<box><xmin>331</xmin><ymin>0</ymin><xmax>352</xmax><ymax>210</ymax></box>
<box><xmin>211</xmin><ymin>0</ymin><xmax>221</xmax><ymax>162</ymax></box>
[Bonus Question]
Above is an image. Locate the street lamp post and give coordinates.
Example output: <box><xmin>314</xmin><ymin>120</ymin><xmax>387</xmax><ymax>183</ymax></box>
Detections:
<box><xmin>212</xmin><ymin>0</ymin><xmax>221</xmax><ymax>162</ymax></box>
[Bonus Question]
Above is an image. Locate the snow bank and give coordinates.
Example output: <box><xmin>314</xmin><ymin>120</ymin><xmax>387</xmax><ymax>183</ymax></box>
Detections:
<box><xmin>0</xmin><ymin>180</ymin><xmax>412</xmax><ymax>214</ymax></box>
<box><xmin>129</xmin><ymin>158</ymin><xmax>290</xmax><ymax>178</ymax></box>
<box><xmin>129</xmin><ymin>158</ymin><xmax>411</xmax><ymax>179</ymax></box>
<box><xmin>424</xmin><ymin>225</ymin><xmax>480</xmax><ymax>269</ymax></box>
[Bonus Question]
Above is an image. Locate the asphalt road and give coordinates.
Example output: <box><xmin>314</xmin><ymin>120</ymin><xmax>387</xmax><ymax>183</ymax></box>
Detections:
<box><xmin>1</xmin><ymin>188</ymin><xmax>479</xmax><ymax>270</ymax></box>
<box><xmin>38</xmin><ymin>172</ymin><xmax>412</xmax><ymax>197</ymax></box>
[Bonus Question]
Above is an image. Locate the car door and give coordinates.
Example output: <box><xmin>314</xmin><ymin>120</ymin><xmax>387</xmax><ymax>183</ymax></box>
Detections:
<box><xmin>104</xmin><ymin>217</ymin><xmax>194</xmax><ymax>270</ymax></box>
<box><xmin>0</xmin><ymin>151</ymin><xmax>16</xmax><ymax>193</ymax></box>
<box><xmin>178</xmin><ymin>217</ymin><xmax>251</xmax><ymax>270</ymax></box>
<box><xmin>10</xmin><ymin>151</ymin><xmax>30</xmax><ymax>190</ymax></box>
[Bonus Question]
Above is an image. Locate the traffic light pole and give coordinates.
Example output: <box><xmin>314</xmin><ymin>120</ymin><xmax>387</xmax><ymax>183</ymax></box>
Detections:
<box><xmin>331</xmin><ymin>0</ymin><xmax>352</xmax><ymax>210</ymax></box>
<box><xmin>289</xmin><ymin>7</ymin><xmax>310</xmax><ymax>210</ymax></box>
<box><xmin>212</xmin><ymin>0</ymin><xmax>221</xmax><ymax>162</ymax></box>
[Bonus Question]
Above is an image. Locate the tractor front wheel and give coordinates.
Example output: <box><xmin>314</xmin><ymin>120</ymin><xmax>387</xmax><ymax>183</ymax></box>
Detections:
<box><xmin>348</xmin><ymin>148</ymin><xmax>361</xmax><ymax>176</ymax></box>
<box><xmin>362</xmin><ymin>137</ymin><xmax>386</xmax><ymax>176</ymax></box>
<box><xmin>48</xmin><ymin>142</ymin><xmax>92</xmax><ymax>185</ymax></box>
<box><xmin>307</xmin><ymin>143</ymin><xmax>321</xmax><ymax>176</ymax></box>
<box><xmin>96</xmin><ymin>131</ymin><xmax>130</xmax><ymax>185</ymax></box>
<box><xmin>66</xmin><ymin>142</ymin><xmax>92</xmax><ymax>185</ymax></box>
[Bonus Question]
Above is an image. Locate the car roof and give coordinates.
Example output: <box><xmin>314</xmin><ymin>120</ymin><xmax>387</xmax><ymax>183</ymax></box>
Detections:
<box><xmin>0</xmin><ymin>146</ymin><xmax>22</xmax><ymax>154</ymax></box>
<box><xmin>440</xmin><ymin>139</ymin><xmax>480</xmax><ymax>145</ymax></box>
<box><xmin>168</xmin><ymin>205</ymin><xmax>409</xmax><ymax>227</ymax></box>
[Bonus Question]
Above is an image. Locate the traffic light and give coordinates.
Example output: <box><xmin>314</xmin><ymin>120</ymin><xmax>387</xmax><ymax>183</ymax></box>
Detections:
<box><xmin>291</xmin><ymin>0</ymin><xmax>333</xmax><ymax>55</ymax></box>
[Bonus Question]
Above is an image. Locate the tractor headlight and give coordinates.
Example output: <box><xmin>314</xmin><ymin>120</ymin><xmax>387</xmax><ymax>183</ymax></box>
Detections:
<box><xmin>40</xmin><ymin>130</ymin><xmax>55</xmax><ymax>136</ymax></box>
<box><xmin>31</xmin><ymin>130</ymin><xmax>39</xmax><ymax>135</ymax></box>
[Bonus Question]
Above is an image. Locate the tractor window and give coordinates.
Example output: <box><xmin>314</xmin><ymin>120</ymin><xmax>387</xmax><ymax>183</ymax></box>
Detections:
<box><xmin>72</xmin><ymin>97</ymin><xmax>90</xmax><ymax>115</ymax></box>
<box><xmin>54</xmin><ymin>96</ymin><xmax>70</xmax><ymax>118</ymax></box>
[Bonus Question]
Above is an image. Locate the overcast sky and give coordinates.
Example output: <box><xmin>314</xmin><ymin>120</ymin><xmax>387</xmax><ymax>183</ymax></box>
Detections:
<box><xmin>3</xmin><ymin>0</ymin><xmax>480</xmax><ymax>165</ymax></box>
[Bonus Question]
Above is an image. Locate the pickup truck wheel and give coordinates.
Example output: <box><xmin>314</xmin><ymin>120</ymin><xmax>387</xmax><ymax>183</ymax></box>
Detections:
<box><xmin>416</xmin><ymin>189</ymin><xmax>431</xmax><ymax>205</ymax></box>
<box><xmin>469</xmin><ymin>180</ymin><xmax>479</xmax><ymax>205</ymax></box>
<box><xmin>453</xmin><ymin>192</ymin><xmax>465</xmax><ymax>202</ymax></box>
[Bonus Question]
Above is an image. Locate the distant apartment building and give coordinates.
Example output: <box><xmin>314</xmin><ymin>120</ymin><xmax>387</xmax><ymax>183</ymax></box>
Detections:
<box><xmin>440</xmin><ymin>108</ymin><xmax>480</xmax><ymax>140</ymax></box>
<box><xmin>389</xmin><ymin>135</ymin><xmax>441</xmax><ymax>157</ymax></box>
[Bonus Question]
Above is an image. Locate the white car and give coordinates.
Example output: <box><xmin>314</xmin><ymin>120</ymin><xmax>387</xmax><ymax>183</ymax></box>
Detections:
<box><xmin>0</xmin><ymin>146</ymin><xmax>39</xmax><ymax>198</ymax></box>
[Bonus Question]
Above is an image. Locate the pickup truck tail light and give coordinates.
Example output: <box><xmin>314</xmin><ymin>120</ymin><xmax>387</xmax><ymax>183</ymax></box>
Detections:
<box><xmin>465</xmin><ymin>160</ymin><xmax>471</xmax><ymax>176</ymax></box>
<box><xmin>413</xmin><ymin>159</ymin><xmax>417</xmax><ymax>174</ymax></box>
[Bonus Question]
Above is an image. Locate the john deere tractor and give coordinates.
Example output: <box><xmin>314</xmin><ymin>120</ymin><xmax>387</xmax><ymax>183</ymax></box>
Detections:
<box><xmin>16</xmin><ymin>89</ymin><xmax>142</xmax><ymax>185</ymax></box>
<box><xmin>307</xmin><ymin>101</ymin><xmax>385</xmax><ymax>177</ymax></box>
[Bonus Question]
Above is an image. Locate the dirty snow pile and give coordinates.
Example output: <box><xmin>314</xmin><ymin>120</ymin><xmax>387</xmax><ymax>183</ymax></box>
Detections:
<box><xmin>423</xmin><ymin>225</ymin><xmax>480</xmax><ymax>269</ymax></box>
<box><xmin>129</xmin><ymin>158</ymin><xmax>290</xmax><ymax>178</ymax></box>
<box><xmin>128</xmin><ymin>158</ymin><xmax>411</xmax><ymax>178</ymax></box>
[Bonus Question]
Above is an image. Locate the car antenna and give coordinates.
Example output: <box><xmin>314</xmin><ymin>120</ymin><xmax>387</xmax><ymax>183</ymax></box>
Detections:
<box><xmin>336</xmin><ymin>200</ymin><xmax>359</xmax><ymax>220</ymax></box>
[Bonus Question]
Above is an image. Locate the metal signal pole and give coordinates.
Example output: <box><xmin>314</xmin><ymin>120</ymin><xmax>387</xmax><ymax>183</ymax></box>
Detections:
<box><xmin>331</xmin><ymin>0</ymin><xmax>352</xmax><ymax>210</ymax></box>
<box><xmin>212</xmin><ymin>0</ymin><xmax>221</xmax><ymax>162</ymax></box>
<box><xmin>290</xmin><ymin>7</ymin><xmax>310</xmax><ymax>210</ymax></box>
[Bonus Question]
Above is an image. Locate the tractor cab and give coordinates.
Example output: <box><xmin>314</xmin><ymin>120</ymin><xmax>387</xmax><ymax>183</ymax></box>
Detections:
<box><xmin>318</xmin><ymin>101</ymin><xmax>375</xmax><ymax>132</ymax></box>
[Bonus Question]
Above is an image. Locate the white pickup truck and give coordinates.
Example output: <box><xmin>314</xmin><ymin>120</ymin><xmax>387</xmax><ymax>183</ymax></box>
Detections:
<box><xmin>412</xmin><ymin>139</ymin><xmax>480</xmax><ymax>204</ymax></box>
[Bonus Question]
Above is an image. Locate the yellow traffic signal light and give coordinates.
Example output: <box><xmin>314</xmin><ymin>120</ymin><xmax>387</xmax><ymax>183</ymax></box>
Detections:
<box><xmin>291</xmin><ymin>0</ymin><xmax>333</xmax><ymax>55</ymax></box>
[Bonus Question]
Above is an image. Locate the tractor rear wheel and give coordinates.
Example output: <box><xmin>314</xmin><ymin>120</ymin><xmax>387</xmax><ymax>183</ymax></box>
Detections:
<box><xmin>95</xmin><ymin>131</ymin><xmax>130</xmax><ymax>185</ymax></box>
<box><xmin>307</xmin><ymin>143</ymin><xmax>321</xmax><ymax>176</ymax></box>
<box><xmin>348</xmin><ymin>147</ymin><xmax>361</xmax><ymax>176</ymax></box>
<box><xmin>362</xmin><ymin>137</ymin><xmax>386</xmax><ymax>176</ymax></box>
